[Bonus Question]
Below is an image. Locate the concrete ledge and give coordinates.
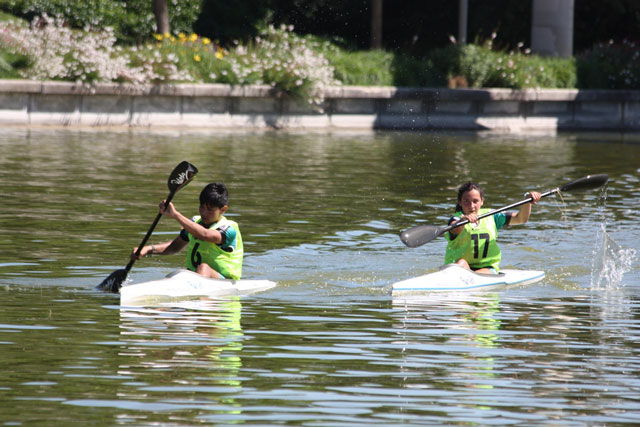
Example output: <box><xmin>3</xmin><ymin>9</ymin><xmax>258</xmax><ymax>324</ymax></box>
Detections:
<box><xmin>1</xmin><ymin>79</ymin><xmax>638</xmax><ymax>131</ymax></box>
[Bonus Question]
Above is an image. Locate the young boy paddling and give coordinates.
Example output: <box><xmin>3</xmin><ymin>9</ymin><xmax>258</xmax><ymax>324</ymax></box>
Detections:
<box><xmin>446</xmin><ymin>182</ymin><xmax>541</xmax><ymax>274</ymax></box>
<box><xmin>131</xmin><ymin>182</ymin><xmax>243</xmax><ymax>280</ymax></box>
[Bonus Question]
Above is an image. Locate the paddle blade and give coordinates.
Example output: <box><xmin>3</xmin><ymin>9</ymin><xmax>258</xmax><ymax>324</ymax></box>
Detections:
<box><xmin>96</xmin><ymin>268</ymin><xmax>128</xmax><ymax>293</ymax></box>
<box><xmin>559</xmin><ymin>174</ymin><xmax>608</xmax><ymax>192</ymax></box>
<box><xmin>168</xmin><ymin>161</ymin><xmax>198</xmax><ymax>193</ymax></box>
<box><xmin>400</xmin><ymin>225</ymin><xmax>446</xmax><ymax>248</ymax></box>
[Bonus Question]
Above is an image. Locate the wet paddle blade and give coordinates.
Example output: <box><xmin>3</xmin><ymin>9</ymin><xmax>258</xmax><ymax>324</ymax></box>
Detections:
<box><xmin>400</xmin><ymin>225</ymin><xmax>445</xmax><ymax>248</ymax></box>
<box><xmin>559</xmin><ymin>174</ymin><xmax>608</xmax><ymax>192</ymax></box>
<box><xmin>168</xmin><ymin>161</ymin><xmax>198</xmax><ymax>193</ymax></box>
<box><xmin>96</xmin><ymin>268</ymin><xmax>128</xmax><ymax>293</ymax></box>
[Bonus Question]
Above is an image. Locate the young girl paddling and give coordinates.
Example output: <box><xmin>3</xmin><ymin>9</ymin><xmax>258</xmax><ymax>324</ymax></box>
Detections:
<box><xmin>446</xmin><ymin>182</ymin><xmax>541</xmax><ymax>274</ymax></box>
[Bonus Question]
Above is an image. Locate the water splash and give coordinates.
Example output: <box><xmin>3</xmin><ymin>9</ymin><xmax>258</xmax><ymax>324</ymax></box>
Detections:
<box><xmin>590</xmin><ymin>224</ymin><xmax>637</xmax><ymax>290</ymax></box>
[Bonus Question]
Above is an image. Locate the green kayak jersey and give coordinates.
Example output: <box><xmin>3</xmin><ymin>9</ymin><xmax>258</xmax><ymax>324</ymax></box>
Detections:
<box><xmin>445</xmin><ymin>208</ymin><xmax>509</xmax><ymax>271</ymax></box>
<box><xmin>181</xmin><ymin>215</ymin><xmax>243</xmax><ymax>279</ymax></box>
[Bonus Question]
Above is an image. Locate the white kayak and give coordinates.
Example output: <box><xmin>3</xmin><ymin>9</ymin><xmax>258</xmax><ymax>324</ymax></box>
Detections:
<box><xmin>120</xmin><ymin>269</ymin><xmax>276</xmax><ymax>305</ymax></box>
<box><xmin>392</xmin><ymin>264</ymin><xmax>545</xmax><ymax>295</ymax></box>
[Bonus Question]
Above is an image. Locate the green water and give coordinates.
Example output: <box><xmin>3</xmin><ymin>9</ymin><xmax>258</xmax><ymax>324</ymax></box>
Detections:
<box><xmin>0</xmin><ymin>128</ymin><xmax>638</xmax><ymax>425</ymax></box>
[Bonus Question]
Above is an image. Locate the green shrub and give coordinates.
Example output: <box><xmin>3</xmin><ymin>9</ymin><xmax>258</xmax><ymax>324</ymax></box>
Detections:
<box><xmin>0</xmin><ymin>47</ymin><xmax>31</xmax><ymax>78</ymax></box>
<box><xmin>577</xmin><ymin>40</ymin><xmax>640</xmax><ymax>89</ymax></box>
<box><xmin>428</xmin><ymin>41</ymin><xmax>576</xmax><ymax>89</ymax></box>
<box><xmin>147</xmin><ymin>32</ymin><xmax>229</xmax><ymax>83</ymax></box>
<box><xmin>0</xmin><ymin>0</ymin><xmax>200</xmax><ymax>44</ymax></box>
<box><xmin>389</xmin><ymin>54</ymin><xmax>438</xmax><ymax>87</ymax></box>
<box><xmin>219</xmin><ymin>25</ymin><xmax>340</xmax><ymax>104</ymax></box>
<box><xmin>0</xmin><ymin>15</ymin><xmax>193</xmax><ymax>83</ymax></box>
<box><xmin>323</xmin><ymin>48</ymin><xmax>394</xmax><ymax>86</ymax></box>
<box><xmin>2</xmin><ymin>8</ymin><xmax>638</xmax><ymax>92</ymax></box>
<box><xmin>311</xmin><ymin>37</ymin><xmax>436</xmax><ymax>87</ymax></box>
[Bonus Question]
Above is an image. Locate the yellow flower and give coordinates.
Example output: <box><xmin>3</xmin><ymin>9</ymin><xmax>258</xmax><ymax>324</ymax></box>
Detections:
<box><xmin>202</xmin><ymin>37</ymin><xmax>211</xmax><ymax>45</ymax></box>
<box><xmin>178</xmin><ymin>32</ymin><xmax>186</xmax><ymax>40</ymax></box>
<box><xmin>215</xmin><ymin>50</ymin><xmax>223</xmax><ymax>59</ymax></box>
<box><xmin>194</xmin><ymin>54</ymin><xmax>201</xmax><ymax>62</ymax></box>
<box><xmin>189</xmin><ymin>33</ymin><xmax>198</xmax><ymax>42</ymax></box>
<box><xmin>153</xmin><ymin>33</ymin><xmax>163</xmax><ymax>41</ymax></box>
<box><xmin>163</xmin><ymin>32</ymin><xmax>171</xmax><ymax>39</ymax></box>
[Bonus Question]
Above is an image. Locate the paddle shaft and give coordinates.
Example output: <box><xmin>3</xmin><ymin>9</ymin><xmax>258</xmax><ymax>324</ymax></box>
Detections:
<box><xmin>123</xmin><ymin>191</ymin><xmax>176</xmax><ymax>274</ymax></box>
<box><xmin>399</xmin><ymin>174</ymin><xmax>608</xmax><ymax>248</ymax></box>
<box><xmin>441</xmin><ymin>188</ymin><xmax>557</xmax><ymax>234</ymax></box>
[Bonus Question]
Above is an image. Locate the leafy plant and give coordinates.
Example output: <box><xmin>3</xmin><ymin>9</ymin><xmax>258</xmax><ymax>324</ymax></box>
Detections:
<box><xmin>577</xmin><ymin>40</ymin><xmax>640</xmax><ymax>89</ymax></box>
<box><xmin>1</xmin><ymin>9</ymin><xmax>637</xmax><ymax>93</ymax></box>
<box><xmin>222</xmin><ymin>24</ymin><xmax>340</xmax><ymax>104</ymax></box>
<box><xmin>0</xmin><ymin>15</ymin><xmax>192</xmax><ymax>83</ymax></box>
<box><xmin>429</xmin><ymin>36</ymin><xmax>577</xmax><ymax>89</ymax></box>
<box><xmin>0</xmin><ymin>0</ymin><xmax>201</xmax><ymax>44</ymax></box>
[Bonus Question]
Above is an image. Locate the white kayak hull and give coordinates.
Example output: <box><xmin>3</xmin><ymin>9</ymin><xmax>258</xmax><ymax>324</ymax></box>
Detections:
<box><xmin>392</xmin><ymin>264</ymin><xmax>545</xmax><ymax>295</ymax></box>
<box><xmin>120</xmin><ymin>270</ymin><xmax>276</xmax><ymax>305</ymax></box>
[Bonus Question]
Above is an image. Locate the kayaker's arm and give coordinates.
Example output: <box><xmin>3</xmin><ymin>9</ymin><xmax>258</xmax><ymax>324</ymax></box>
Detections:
<box><xmin>131</xmin><ymin>236</ymin><xmax>186</xmax><ymax>260</ymax></box>
<box><xmin>161</xmin><ymin>201</ymin><xmax>223</xmax><ymax>244</ymax></box>
<box><xmin>509</xmin><ymin>191</ymin><xmax>542</xmax><ymax>225</ymax></box>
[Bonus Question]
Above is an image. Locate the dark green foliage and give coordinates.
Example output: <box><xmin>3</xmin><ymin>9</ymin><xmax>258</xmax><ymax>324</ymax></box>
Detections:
<box><xmin>270</xmin><ymin>0</ymin><xmax>371</xmax><ymax>50</ymax></box>
<box><xmin>0</xmin><ymin>49</ymin><xmax>29</xmax><ymax>78</ymax></box>
<box><xmin>0</xmin><ymin>1</ymin><xmax>637</xmax><ymax>90</ymax></box>
<box><xmin>0</xmin><ymin>0</ymin><xmax>200</xmax><ymax>44</ymax></box>
<box><xmin>390</xmin><ymin>54</ymin><xmax>439</xmax><ymax>87</ymax></box>
<box><xmin>577</xmin><ymin>40</ymin><xmax>640</xmax><ymax>89</ymax></box>
<box><xmin>2</xmin><ymin>0</ymin><xmax>640</xmax><ymax>55</ymax></box>
<box><xmin>574</xmin><ymin>0</ymin><xmax>640</xmax><ymax>54</ymax></box>
<box><xmin>194</xmin><ymin>0</ymin><xmax>273</xmax><ymax>44</ymax></box>
<box><xmin>416</xmin><ymin>43</ymin><xmax>576</xmax><ymax>89</ymax></box>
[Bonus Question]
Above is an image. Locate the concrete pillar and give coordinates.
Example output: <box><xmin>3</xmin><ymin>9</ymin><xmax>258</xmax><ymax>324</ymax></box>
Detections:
<box><xmin>531</xmin><ymin>0</ymin><xmax>574</xmax><ymax>57</ymax></box>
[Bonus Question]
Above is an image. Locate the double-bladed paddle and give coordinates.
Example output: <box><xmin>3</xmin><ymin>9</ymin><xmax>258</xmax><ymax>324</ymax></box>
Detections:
<box><xmin>97</xmin><ymin>161</ymin><xmax>198</xmax><ymax>293</ymax></box>
<box><xmin>399</xmin><ymin>174</ymin><xmax>609</xmax><ymax>248</ymax></box>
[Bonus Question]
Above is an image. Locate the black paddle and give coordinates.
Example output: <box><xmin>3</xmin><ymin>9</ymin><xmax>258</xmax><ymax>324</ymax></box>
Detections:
<box><xmin>400</xmin><ymin>174</ymin><xmax>609</xmax><ymax>248</ymax></box>
<box><xmin>96</xmin><ymin>161</ymin><xmax>198</xmax><ymax>293</ymax></box>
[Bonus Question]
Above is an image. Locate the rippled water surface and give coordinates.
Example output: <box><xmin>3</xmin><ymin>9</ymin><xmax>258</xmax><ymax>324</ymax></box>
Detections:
<box><xmin>0</xmin><ymin>128</ymin><xmax>639</xmax><ymax>425</ymax></box>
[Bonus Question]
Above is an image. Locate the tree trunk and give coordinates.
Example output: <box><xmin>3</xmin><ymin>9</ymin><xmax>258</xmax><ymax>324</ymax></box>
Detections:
<box><xmin>370</xmin><ymin>0</ymin><xmax>383</xmax><ymax>49</ymax></box>
<box><xmin>458</xmin><ymin>0</ymin><xmax>468</xmax><ymax>44</ymax></box>
<box><xmin>153</xmin><ymin>0</ymin><xmax>170</xmax><ymax>35</ymax></box>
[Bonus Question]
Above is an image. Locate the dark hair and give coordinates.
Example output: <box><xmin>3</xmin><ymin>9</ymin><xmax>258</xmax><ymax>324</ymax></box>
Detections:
<box><xmin>200</xmin><ymin>182</ymin><xmax>228</xmax><ymax>208</ymax></box>
<box><xmin>455</xmin><ymin>181</ymin><xmax>484</xmax><ymax>212</ymax></box>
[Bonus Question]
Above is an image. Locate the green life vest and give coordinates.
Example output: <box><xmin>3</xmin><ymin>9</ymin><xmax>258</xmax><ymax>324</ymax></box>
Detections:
<box><xmin>445</xmin><ymin>208</ymin><xmax>502</xmax><ymax>271</ymax></box>
<box><xmin>185</xmin><ymin>216</ymin><xmax>243</xmax><ymax>280</ymax></box>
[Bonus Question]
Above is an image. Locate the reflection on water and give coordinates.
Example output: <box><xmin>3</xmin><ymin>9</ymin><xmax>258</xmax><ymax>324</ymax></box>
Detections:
<box><xmin>107</xmin><ymin>299</ymin><xmax>244</xmax><ymax>420</ymax></box>
<box><xmin>0</xmin><ymin>128</ymin><xmax>639</xmax><ymax>424</ymax></box>
<box><xmin>394</xmin><ymin>293</ymin><xmax>503</xmax><ymax>403</ymax></box>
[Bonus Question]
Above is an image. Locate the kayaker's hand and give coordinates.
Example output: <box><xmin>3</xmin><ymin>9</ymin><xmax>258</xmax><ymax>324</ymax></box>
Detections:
<box><xmin>159</xmin><ymin>200</ymin><xmax>178</xmax><ymax>218</ymax></box>
<box><xmin>528</xmin><ymin>191</ymin><xmax>542</xmax><ymax>204</ymax></box>
<box><xmin>462</xmin><ymin>213</ymin><xmax>479</xmax><ymax>224</ymax></box>
<box><xmin>131</xmin><ymin>246</ymin><xmax>147</xmax><ymax>260</ymax></box>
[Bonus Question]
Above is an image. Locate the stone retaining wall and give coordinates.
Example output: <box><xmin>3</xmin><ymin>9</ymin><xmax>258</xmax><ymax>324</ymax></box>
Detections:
<box><xmin>1</xmin><ymin>79</ymin><xmax>639</xmax><ymax>132</ymax></box>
